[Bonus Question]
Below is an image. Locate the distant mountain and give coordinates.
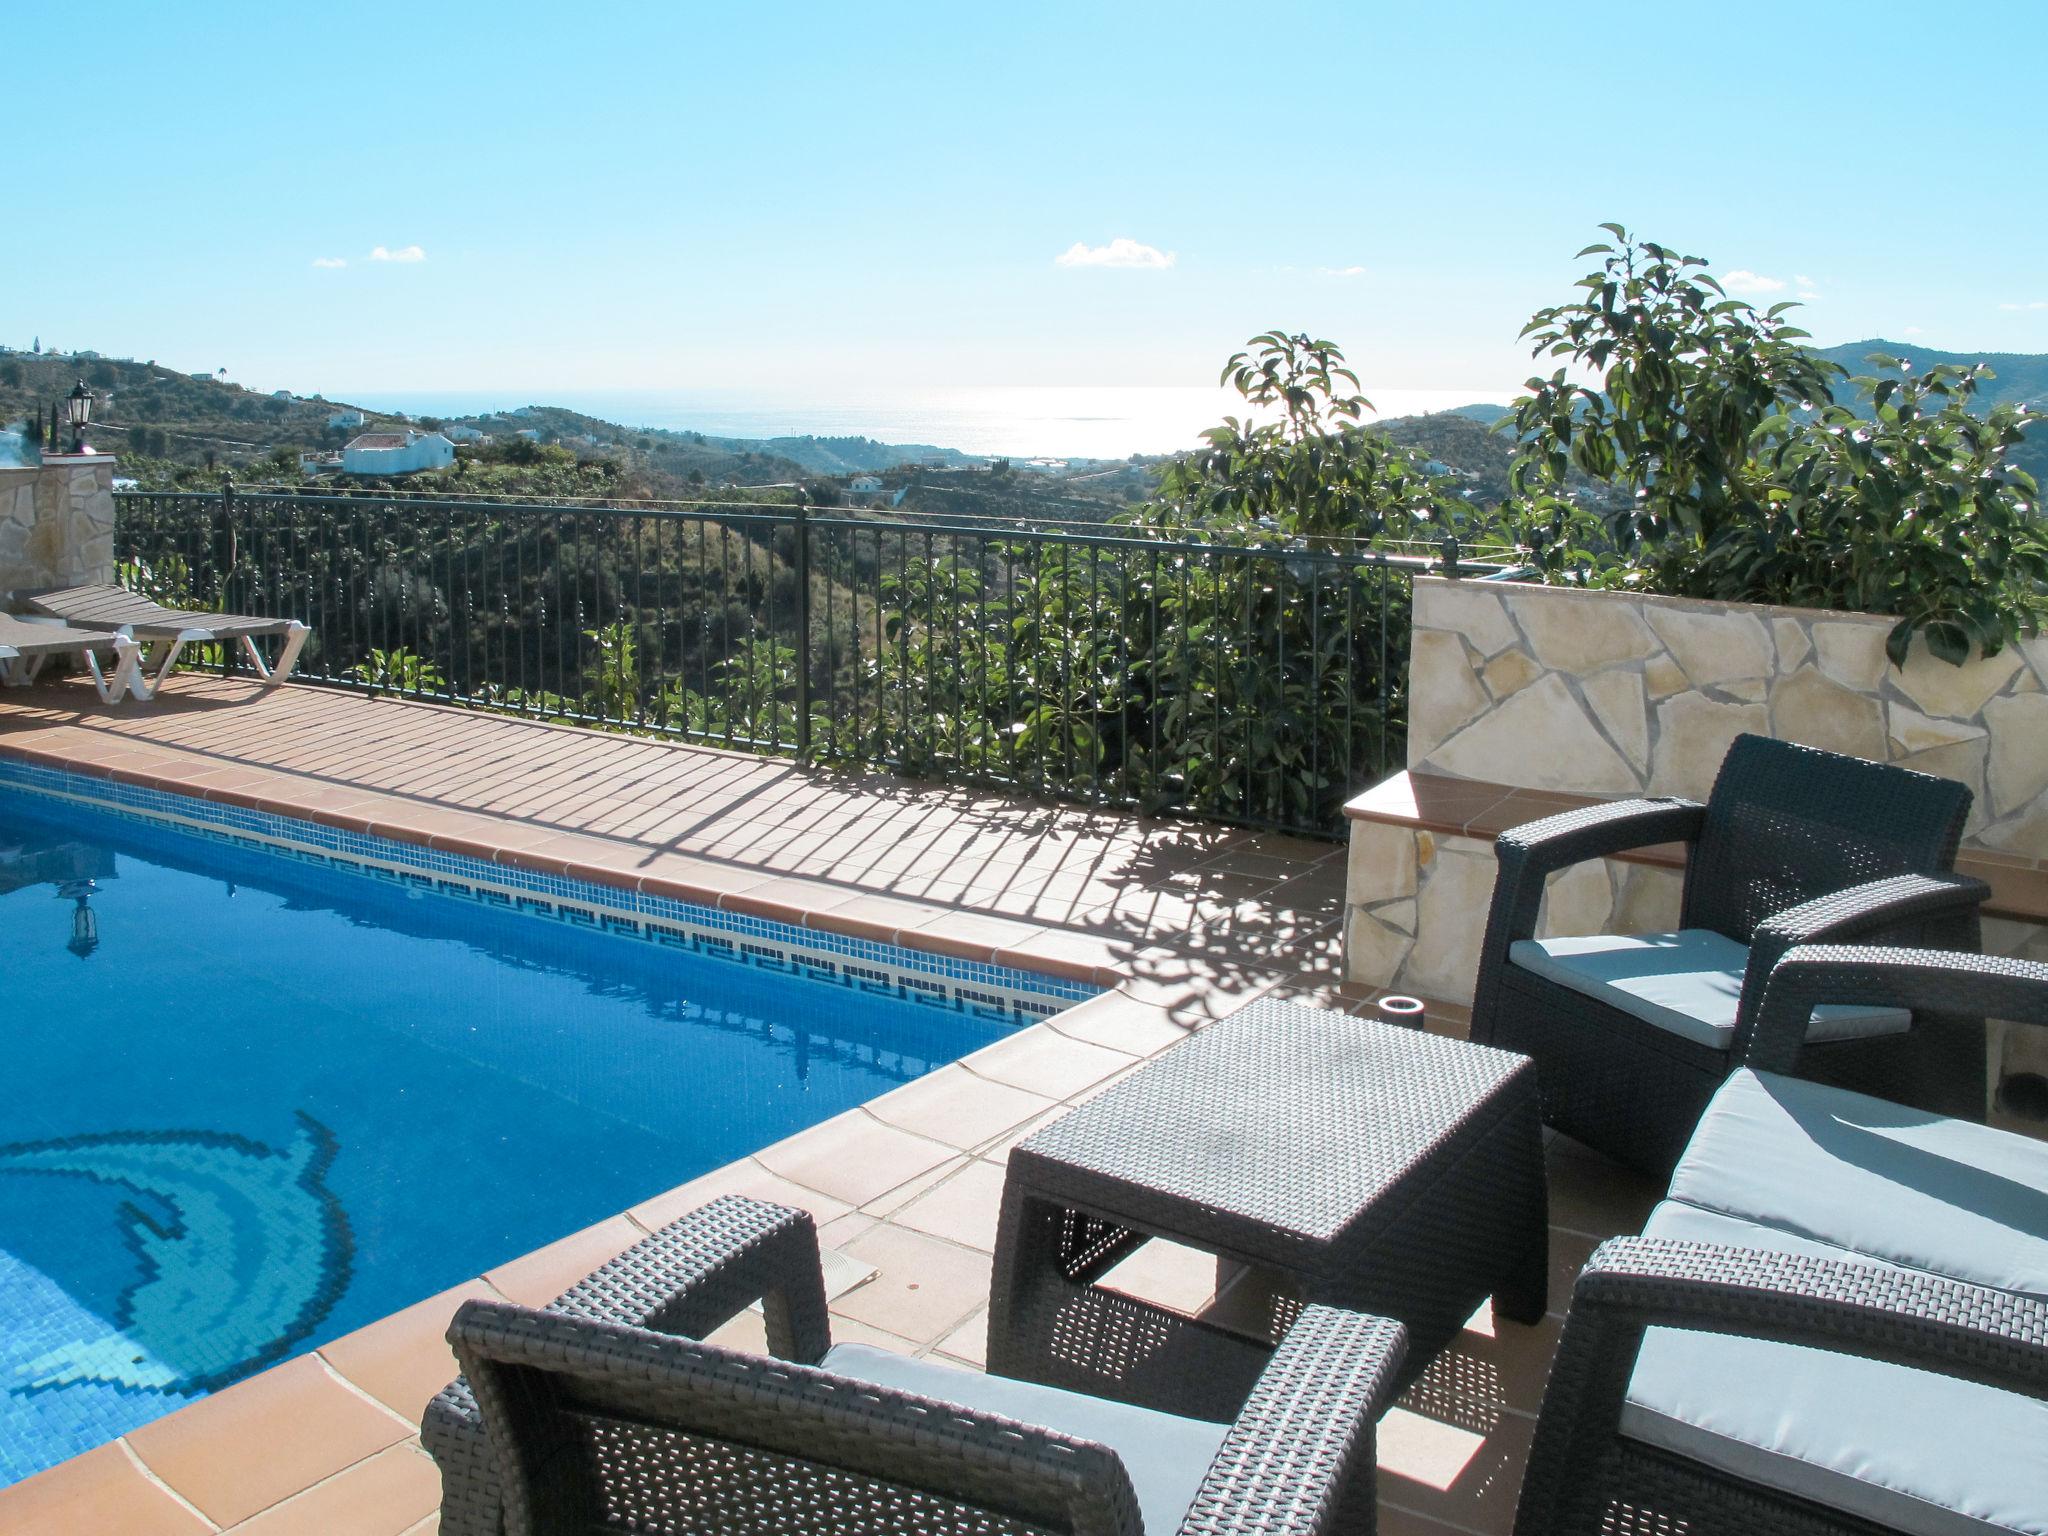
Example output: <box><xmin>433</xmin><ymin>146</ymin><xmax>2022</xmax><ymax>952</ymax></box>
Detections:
<box><xmin>1814</xmin><ymin>339</ymin><xmax>2048</xmax><ymax>410</ymax></box>
<box><xmin>1813</xmin><ymin>340</ymin><xmax>2043</xmax><ymax>484</ymax></box>
<box><xmin>1375</xmin><ymin>411</ymin><xmax>1516</xmax><ymax>504</ymax></box>
<box><xmin>1434</xmin><ymin>402</ymin><xmax>1513</xmax><ymax>426</ymax></box>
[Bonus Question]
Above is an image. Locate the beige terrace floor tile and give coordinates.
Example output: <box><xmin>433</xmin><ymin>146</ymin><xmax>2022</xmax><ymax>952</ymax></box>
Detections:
<box><xmin>933</xmin><ymin>1307</ymin><xmax>989</xmax><ymax>1369</ymax></box>
<box><xmin>859</xmin><ymin>1152</ymin><xmax>967</xmax><ymax>1219</ymax></box>
<box><xmin>831</xmin><ymin>1224</ymin><xmax>993</xmax><ymax>1345</ymax></box>
<box><xmin>1430</xmin><ymin>1303</ymin><xmax>1566</xmax><ymax>1420</ymax></box>
<box><xmin>1544</xmin><ymin>1135</ymin><xmax>1660</xmax><ymax>1241</ymax></box>
<box><xmin>1378</xmin><ymin>1401</ymin><xmax>1536</xmax><ymax>1536</ymax></box>
<box><xmin>972</xmin><ymin>1103</ymin><xmax>1070</xmax><ymax>1164</ymax></box>
<box><xmin>1097</xmin><ymin>1237</ymin><xmax>1230</xmax><ymax>1318</ymax></box>
<box><xmin>224</xmin><ymin>1444</ymin><xmax>440</xmax><ymax>1536</ymax></box>
<box><xmin>125</xmin><ymin>1355</ymin><xmax>411</xmax><ymax>1529</ymax></box>
<box><xmin>753</xmin><ymin>1110</ymin><xmax>958</xmax><ymax>1207</ymax></box>
<box><xmin>1376</xmin><ymin>1505</ymin><xmax>1483</xmax><ymax>1536</ymax></box>
<box><xmin>890</xmin><ymin>1158</ymin><xmax>1011</xmax><ymax>1252</ymax></box>
<box><xmin>481</xmin><ymin>1215</ymin><xmax>644</xmax><ymax>1308</ymax></box>
<box><xmin>319</xmin><ymin>1279</ymin><xmax>499</xmax><ymax>1427</ymax></box>
<box><xmin>960</xmin><ymin>1028</ymin><xmax>1135</xmax><ymax>1101</ymax></box>
<box><xmin>864</xmin><ymin>1064</ymin><xmax>1057</xmax><ymax>1151</ymax></box>
<box><xmin>626</xmin><ymin>1159</ymin><xmax>854</xmax><ymax>1233</ymax></box>
<box><xmin>0</xmin><ymin>1442</ymin><xmax>211</xmax><ymax>1536</ymax></box>
<box><xmin>1046</xmin><ymin>991</ymin><xmax>1193</xmax><ymax>1056</ymax></box>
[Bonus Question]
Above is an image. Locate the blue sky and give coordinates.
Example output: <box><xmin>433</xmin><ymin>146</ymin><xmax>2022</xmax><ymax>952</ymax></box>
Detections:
<box><xmin>8</xmin><ymin>0</ymin><xmax>2042</xmax><ymax>400</ymax></box>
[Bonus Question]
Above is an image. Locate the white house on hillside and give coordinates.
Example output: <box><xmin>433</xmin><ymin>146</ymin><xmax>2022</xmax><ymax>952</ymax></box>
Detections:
<box><xmin>342</xmin><ymin>429</ymin><xmax>456</xmax><ymax>476</ymax></box>
<box><xmin>441</xmin><ymin>423</ymin><xmax>485</xmax><ymax>442</ymax></box>
<box><xmin>328</xmin><ymin>409</ymin><xmax>366</xmax><ymax>430</ymax></box>
<box><xmin>843</xmin><ymin>474</ymin><xmax>908</xmax><ymax>507</ymax></box>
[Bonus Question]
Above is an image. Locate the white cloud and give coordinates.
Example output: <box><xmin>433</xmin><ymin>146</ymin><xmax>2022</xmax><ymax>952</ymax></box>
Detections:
<box><xmin>1317</xmin><ymin>265</ymin><xmax>1367</xmax><ymax>278</ymax></box>
<box><xmin>311</xmin><ymin>256</ymin><xmax>347</xmax><ymax>269</ymax></box>
<box><xmin>2000</xmin><ymin>300</ymin><xmax>2048</xmax><ymax>311</ymax></box>
<box><xmin>369</xmin><ymin>244</ymin><xmax>426</xmax><ymax>263</ymax></box>
<box><xmin>1794</xmin><ymin>274</ymin><xmax>1816</xmax><ymax>288</ymax></box>
<box><xmin>1903</xmin><ymin>325</ymin><xmax>1926</xmax><ymax>336</ymax></box>
<box><xmin>1722</xmin><ymin>269</ymin><xmax>1786</xmax><ymax>296</ymax></box>
<box><xmin>1055</xmin><ymin>237</ymin><xmax>1175</xmax><ymax>270</ymax></box>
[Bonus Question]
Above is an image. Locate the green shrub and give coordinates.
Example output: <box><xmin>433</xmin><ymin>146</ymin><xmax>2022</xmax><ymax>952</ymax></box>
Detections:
<box><xmin>1506</xmin><ymin>226</ymin><xmax>2045</xmax><ymax>664</ymax></box>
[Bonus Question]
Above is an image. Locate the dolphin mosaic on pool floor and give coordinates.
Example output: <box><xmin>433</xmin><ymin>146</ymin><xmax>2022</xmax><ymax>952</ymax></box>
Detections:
<box><xmin>0</xmin><ymin>1116</ymin><xmax>354</xmax><ymax>1487</ymax></box>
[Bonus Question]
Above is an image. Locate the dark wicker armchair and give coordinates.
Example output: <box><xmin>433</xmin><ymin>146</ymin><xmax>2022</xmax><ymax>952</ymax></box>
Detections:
<box><xmin>1470</xmin><ymin>733</ymin><xmax>1988</xmax><ymax>1173</ymax></box>
<box><xmin>1516</xmin><ymin>1237</ymin><xmax>2048</xmax><ymax>1536</ymax></box>
<box><xmin>427</xmin><ymin>1194</ymin><xmax>1409</xmax><ymax>1536</ymax></box>
<box><xmin>1516</xmin><ymin>946</ymin><xmax>2048</xmax><ymax>1534</ymax></box>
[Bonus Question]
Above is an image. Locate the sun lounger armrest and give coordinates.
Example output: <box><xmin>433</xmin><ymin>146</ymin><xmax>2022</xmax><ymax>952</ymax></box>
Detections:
<box><xmin>546</xmin><ymin>1195</ymin><xmax>831</xmax><ymax>1365</ymax></box>
<box><xmin>1176</xmin><ymin>1307</ymin><xmax>1407</xmax><ymax>1536</ymax></box>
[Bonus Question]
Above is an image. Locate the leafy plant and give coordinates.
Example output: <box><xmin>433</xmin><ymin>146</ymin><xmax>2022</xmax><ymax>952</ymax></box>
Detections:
<box><xmin>1506</xmin><ymin>225</ymin><xmax>1841</xmax><ymax>578</ymax></box>
<box><xmin>353</xmin><ymin>647</ymin><xmax>448</xmax><ymax>697</ymax></box>
<box><xmin>1505</xmin><ymin>227</ymin><xmax>2045</xmax><ymax>662</ymax></box>
<box><xmin>1748</xmin><ymin>358</ymin><xmax>2046</xmax><ymax>663</ymax></box>
<box><xmin>1144</xmin><ymin>330</ymin><xmax>1502</xmax><ymax>553</ymax></box>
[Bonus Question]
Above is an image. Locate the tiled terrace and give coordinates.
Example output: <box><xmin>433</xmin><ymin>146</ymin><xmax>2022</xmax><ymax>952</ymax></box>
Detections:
<box><xmin>0</xmin><ymin>676</ymin><xmax>1660</xmax><ymax>1536</ymax></box>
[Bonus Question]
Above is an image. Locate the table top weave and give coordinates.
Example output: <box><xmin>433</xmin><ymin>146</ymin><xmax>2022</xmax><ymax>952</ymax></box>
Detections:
<box><xmin>1014</xmin><ymin>999</ymin><xmax>1534</xmax><ymax>1245</ymax></box>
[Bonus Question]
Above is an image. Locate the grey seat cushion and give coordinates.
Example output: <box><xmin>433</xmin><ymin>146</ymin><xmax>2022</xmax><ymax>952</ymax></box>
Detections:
<box><xmin>1509</xmin><ymin>929</ymin><xmax>1911</xmax><ymax>1050</ymax></box>
<box><xmin>1620</xmin><ymin>1201</ymin><xmax>2048</xmax><ymax>1536</ymax></box>
<box><xmin>821</xmin><ymin>1342</ymin><xmax>1228</xmax><ymax>1533</ymax></box>
<box><xmin>1669</xmin><ymin>1068</ymin><xmax>2048</xmax><ymax>1300</ymax></box>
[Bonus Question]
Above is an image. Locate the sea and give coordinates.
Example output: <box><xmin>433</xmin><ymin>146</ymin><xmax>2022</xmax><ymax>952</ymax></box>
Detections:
<box><xmin>343</xmin><ymin>384</ymin><xmax>1514</xmax><ymax>462</ymax></box>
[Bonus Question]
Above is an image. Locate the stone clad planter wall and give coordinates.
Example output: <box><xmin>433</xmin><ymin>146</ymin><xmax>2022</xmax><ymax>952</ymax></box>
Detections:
<box><xmin>1405</xmin><ymin>576</ymin><xmax>2048</xmax><ymax>853</ymax></box>
<box><xmin>0</xmin><ymin>457</ymin><xmax>118</xmax><ymax>601</ymax></box>
<box><xmin>1346</xmin><ymin>577</ymin><xmax>2048</xmax><ymax>1073</ymax></box>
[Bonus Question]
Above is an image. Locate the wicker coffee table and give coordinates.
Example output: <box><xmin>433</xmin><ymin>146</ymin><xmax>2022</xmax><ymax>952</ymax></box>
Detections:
<box><xmin>986</xmin><ymin>998</ymin><xmax>1546</xmax><ymax>1420</ymax></box>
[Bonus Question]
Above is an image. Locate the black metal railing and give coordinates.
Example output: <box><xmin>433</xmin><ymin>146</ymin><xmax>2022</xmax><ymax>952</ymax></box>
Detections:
<box><xmin>114</xmin><ymin>485</ymin><xmax>1496</xmax><ymax>836</ymax></box>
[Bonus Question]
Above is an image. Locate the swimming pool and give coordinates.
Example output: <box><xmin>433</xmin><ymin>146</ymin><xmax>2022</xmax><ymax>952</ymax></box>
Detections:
<box><xmin>0</xmin><ymin>765</ymin><xmax>1093</xmax><ymax>1487</ymax></box>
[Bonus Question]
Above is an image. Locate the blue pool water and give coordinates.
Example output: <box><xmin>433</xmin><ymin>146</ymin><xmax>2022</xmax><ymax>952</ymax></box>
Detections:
<box><xmin>0</xmin><ymin>788</ymin><xmax>1031</xmax><ymax>1486</ymax></box>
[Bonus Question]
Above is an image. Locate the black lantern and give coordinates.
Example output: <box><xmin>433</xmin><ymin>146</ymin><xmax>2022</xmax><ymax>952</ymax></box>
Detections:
<box><xmin>62</xmin><ymin>380</ymin><xmax>94</xmax><ymax>455</ymax></box>
<box><xmin>57</xmin><ymin>878</ymin><xmax>99</xmax><ymax>959</ymax></box>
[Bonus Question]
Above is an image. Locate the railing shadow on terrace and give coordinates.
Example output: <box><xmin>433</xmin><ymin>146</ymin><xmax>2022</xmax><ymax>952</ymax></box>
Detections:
<box><xmin>112</xmin><ymin>484</ymin><xmax>1512</xmax><ymax>838</ymax></box>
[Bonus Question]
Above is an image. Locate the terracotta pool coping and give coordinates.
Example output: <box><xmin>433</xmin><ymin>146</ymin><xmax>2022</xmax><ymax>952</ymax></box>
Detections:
<box><xmin>0</xmin><ymin>732</ymin><xmax>1132</xmax><ymax>991</ymax></box>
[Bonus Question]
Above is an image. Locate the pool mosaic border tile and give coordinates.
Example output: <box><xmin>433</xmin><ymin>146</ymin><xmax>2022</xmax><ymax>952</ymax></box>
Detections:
<box><xmin>0</xmin><ymin>760</ymin><xmax>1100</xmax><ymax>1026</ymax></box>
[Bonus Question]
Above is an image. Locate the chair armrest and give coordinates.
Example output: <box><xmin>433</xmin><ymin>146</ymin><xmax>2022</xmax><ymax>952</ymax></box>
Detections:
<box><xmin>1177</xmin><ymin>1307</ymin><xmax>1407</xmax><ymax>1536</ymax></box>
<box><xmin>1735</xmin><ymin>874</ymin><xmax>1990</xmax><ymax>1064</ymax></box>
<box><xmin>422</xmin><ymin>1197</ymin><xmax>831</xmax><ymax>1536</ymax></box>
<box><xmin>1496</xmin><ymin>798</ymin><xmax>1706</xmax><ymax>882</ymax></box>
<box><xmin>1743</xmin><ymin>946</ymin><xmax>2048</xmax><ymax>1073</ymax></box>
<box><xmin>1577</xmin><ymin>1236</ymin><xmax>2048</xmax><ymax>1392</ymax></box>
<box><xmin>546</xmin><ymin>1195</ymin><xmax>831</xmax><ymax>1364</ymax></box>
<box><xmin>1516</xmin><ymin>1236</ymin><xmax>2048</xmax><ymax>1536</ymax></box>
<box><xmin>450</xmin><ymin>1299</ymin><xmax>1149</xmax><ymax>1536</ymax></box>
<box><xmin>1475</xmin><ymin>799</ymin><xmax>1706</xmax><ymax>990</ymax></box>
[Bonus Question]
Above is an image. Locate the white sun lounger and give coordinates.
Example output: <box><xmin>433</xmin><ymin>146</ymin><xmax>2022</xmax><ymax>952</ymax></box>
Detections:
<box><xmin>27</xmin><ymin>585</ymin><xmax>310</xmax><ymax>702</ymax></box>
<box><xmin>0</xmin><ymin>612</ymin><xmax>141</xmax><ymax>704</ymax></box>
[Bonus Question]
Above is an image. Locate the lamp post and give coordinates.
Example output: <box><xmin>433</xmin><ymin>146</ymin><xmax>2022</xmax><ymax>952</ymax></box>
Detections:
<box><xmin>62</xmin><ymin>380</ymin><xmax>94</xmax><ymax>455</ymax></box>
<box><xmin>57</xmin><ymin>878</ymin><xmax>99</xmax><ymax>959</ymax></box>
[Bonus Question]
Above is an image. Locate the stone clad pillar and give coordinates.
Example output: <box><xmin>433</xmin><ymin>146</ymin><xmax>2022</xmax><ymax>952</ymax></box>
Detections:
<box><xmin>0</xmin><ymin>455</ymin><xmax>117</xmax><ymax>603</ymax></box>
